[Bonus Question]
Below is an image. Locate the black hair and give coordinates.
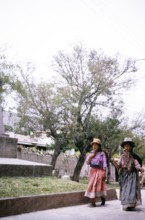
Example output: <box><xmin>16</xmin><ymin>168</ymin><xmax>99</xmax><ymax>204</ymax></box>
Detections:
<box><xmin>92</xmin><ymin>142</ymin><xmax>102</xmax><ymax>152</ymax></box>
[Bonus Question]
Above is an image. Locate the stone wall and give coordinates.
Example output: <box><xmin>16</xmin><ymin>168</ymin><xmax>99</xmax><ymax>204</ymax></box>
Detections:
<box><xmin>17</xmin><ymin>151</ymin><xmax>79</xmax><ymax>177</ymax></box>
<box><xmin>0</xmin><ymin>164</ymin><xmax>52</xmax><ymax>177</ymax></box>
<box><xmin>17</xmin><ymin>151</ymin><xmax>116</xmax><ymax>180</ymax></box>
<box><xmin>0</xmin><ymin>136</ymin><xmax>17</xmax><ymax>158</ymax></box>
<box><xmin>0</xmin><ymin>189</ymin><xmax>117</xmax><ymax>217</ymax></box>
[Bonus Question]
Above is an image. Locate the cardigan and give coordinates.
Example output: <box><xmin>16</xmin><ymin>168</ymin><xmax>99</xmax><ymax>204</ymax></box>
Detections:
<box><xmin>86</xmin><ymin>151</ymin><xmax>107</xmax><ymax>170</ymax></box>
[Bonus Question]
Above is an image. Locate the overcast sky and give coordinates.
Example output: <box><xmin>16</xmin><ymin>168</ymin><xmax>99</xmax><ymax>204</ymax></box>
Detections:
<box><xmin>0</xmin><ymin>0</ymin><xmax>145</xmax><ymax>119</ymax></box>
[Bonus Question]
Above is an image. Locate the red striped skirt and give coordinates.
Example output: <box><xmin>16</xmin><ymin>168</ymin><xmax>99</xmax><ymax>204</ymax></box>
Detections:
<box><xmin>84</xmin><ymin>167</ymin><xmax>107</xmax><ymax>199</ymax></box>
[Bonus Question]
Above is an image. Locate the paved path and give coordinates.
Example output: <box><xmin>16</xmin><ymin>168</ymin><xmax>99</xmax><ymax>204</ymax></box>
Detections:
<box><xmin>1</xmin><ymin>190</ymin><xmax>145</xmax><ymax>220</ymax></box>
<box><xmin>0</xmin><ymin>158</ymin><xmax>48</xmax><ymax>166</ymax></box>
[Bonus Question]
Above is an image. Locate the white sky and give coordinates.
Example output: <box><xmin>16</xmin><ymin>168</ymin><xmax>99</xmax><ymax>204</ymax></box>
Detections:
<box><xmin>0</xmin><ymin>0</ymin><xmax>145</xmax><ymax>119</ymax></box>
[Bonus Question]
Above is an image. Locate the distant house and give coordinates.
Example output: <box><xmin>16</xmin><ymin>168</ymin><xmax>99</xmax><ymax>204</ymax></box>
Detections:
<box><xmin>6</xmin><ymin>132</ymin><xmax>54</xmax><ymax>151</ymax></box>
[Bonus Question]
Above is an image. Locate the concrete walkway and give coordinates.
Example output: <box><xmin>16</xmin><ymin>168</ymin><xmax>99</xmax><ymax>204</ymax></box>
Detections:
<box><xmin>0</xmin><ymin>158</ymin><xmax>48</xmax><ymax>166</ymax></box>
<box><xmin>1</xmin><ymin>190</ymin><xmax>145</xmax><ymax>220</ymax></box>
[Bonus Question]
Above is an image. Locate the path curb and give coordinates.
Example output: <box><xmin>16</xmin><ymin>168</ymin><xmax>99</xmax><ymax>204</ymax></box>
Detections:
<box><xmin>0</xmin><ymin>188</ymin><xmax>117</xmax><ymax>217</ymax></box>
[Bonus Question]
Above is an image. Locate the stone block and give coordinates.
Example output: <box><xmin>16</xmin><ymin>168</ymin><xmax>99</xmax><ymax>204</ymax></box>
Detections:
<box><xmin>0</xmin><ymin>136</ymin><xmax>17</xmax><ymax>158</ymax></box>
<box><xmin>0</xmin><ymin>164</ymin><xmax>52</xmax><ymax>177</ymax></box>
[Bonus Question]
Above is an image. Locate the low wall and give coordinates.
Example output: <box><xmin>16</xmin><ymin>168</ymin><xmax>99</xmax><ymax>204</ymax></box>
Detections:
<box><xmin>0</xmin><ymin>136</ymin><xmax>17</xmax><ymax>158</ymax></box>
<box><xmin>17</xmin><ymin>152</ymin><xmax>78</xmax><ymax>177</ymax></box>
<box><xmin>0</xmin><ymin>164</ymin><xmax>52</xmax><ymax>177</ymax></box>
<box><xmin>0</xmin><ymin>189</ymin><xmax>117</xmax><ymax>217</ymax></box>
<box><xmin>17</xmin><ymin>151</ymin><xmax>116</xmax><ymax>180</ymax></box>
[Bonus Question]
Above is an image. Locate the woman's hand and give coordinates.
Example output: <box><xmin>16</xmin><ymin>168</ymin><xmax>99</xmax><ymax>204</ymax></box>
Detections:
<box><xmin>88</xmin><ymin>150</ymin><xmax>97</xmax><ymax>163</ymax></box>
<box><xmin>139</xmin><ymin>167</ymin><xmax>144</xmax><ymax>173</ymax></box>
<box><xmin>92</xmin><ymin>150</ymin><xmax>97</xmax><ymax>157</ymax></box>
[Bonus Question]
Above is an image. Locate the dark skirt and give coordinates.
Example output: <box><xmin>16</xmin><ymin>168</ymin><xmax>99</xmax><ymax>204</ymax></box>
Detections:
<box><xmin>119</xmin><ymin>169</ymin><xmax>142</xmax><ymax>208</ymax></box>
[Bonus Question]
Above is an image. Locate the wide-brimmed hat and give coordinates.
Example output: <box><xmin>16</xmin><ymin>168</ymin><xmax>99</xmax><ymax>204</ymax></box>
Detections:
<box><xmin>91</xmin><ymin>138</ymin><xmax>101</xmax><ymax>146</ymax></box>
<box><xmin>121</xmin><ymin>137</ymin><xmax>135</xmax><ymax>148</ymax></box>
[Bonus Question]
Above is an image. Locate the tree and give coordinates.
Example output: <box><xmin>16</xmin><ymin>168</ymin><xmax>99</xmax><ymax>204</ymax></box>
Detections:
<box><xmin>88</xmin><ymin>117</ymin><xmax>122</xmax><ymax>156</ymax></box>
<box><xmin>14</xmin><ymin>44</ymin><xmax>137</xmax><ymax>180</ymax></box>
<box><xmin>120</xmin><ymin>112</ymin><xmax>145</xmax><ymax>163</ymax></box>
<box><xmin>82</xmin><ymin>115</ymin><xmax>126</xmax><ymax>183</ymax></box>
<box><xmin>15</xmin><ymin>73</ymin><xmax>73</xmax><ymax>169</ymax></box>
<box><xmin>0</xmin><ymin>49</ymin><xmax>24</xmax><ymax>105</ymax></box>
<box><xmin>53</xmin><ymin>43</ymin><xmax>137</xmax><ymax>181</ymax></box>
<box><xmin>0</xmin><ymin>47</ymin><xmax>25</xmax><ymax>134</ymax></box>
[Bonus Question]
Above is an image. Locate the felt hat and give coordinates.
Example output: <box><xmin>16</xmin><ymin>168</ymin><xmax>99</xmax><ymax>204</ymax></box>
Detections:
<box><xmin>91</xmin><ymin>138</ymin><xmax>101</xmax><ymax>146</ymax></box>
<box><xmin>121</xmin><ymin>137</ymin><xmax>135</xmax><ymax>148</ymax></box>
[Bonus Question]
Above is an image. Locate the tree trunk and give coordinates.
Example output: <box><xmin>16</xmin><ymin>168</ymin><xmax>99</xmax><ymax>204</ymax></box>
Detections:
<box><xmin>50</xmin><ymin>148</ymin><xmax>60</xmax><ymax>170</ymax></box>
<box><xmin>0</xmin><ymin>102</ymin><xmax>5</xmax><ymax>135</ymax></box>
<box><xmin>71</xmin><ymin>152</ymin><xmax>86</xmax><ymax>181</ymax></box>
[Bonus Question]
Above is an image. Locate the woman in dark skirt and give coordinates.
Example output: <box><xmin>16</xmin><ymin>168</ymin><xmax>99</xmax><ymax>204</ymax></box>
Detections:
<box><xmin>113</xmin><ymin>138</ymin><xmax>144</xmax><ymax>211</ymax></box>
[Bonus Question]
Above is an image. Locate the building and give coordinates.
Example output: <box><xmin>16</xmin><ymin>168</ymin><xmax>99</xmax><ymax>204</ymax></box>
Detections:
<box><xmin>6</xmin><ymin>132</ymin><xmax>54</xmax><ymax>151</ymax></box>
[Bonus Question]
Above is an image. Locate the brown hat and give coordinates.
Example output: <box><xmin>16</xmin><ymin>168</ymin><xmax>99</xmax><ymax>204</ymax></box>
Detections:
<box><xmin>91</xmin><ymin>138</ymin><xmax>101</xmax><ymax>146</ymax></box>
<box><xmin>121</xmin><ymin>137</ymin><xmax>135</xmax><ymax>148</ymax></box>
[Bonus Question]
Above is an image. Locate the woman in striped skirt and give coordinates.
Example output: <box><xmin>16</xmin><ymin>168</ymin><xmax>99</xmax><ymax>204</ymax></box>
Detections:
<box><xmin>84</xmin><ymin>138</ymin><xmax>107</xmax><ymax>207</ymax></box>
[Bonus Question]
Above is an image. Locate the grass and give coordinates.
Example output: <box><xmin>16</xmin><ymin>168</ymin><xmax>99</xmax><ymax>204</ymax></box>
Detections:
<box><xmin>0</xmin><ymin>176</ymin><xmax>119</xmax><ymax>198</ymax></box>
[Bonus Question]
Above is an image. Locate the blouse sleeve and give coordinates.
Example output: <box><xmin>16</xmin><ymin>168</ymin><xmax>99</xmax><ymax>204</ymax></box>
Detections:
<box><xmin>134</xmin><ymin>159</ymin><xmax>141</xmax><ymax>170</ymax></box>
<box><xmin>85</xmin><ymin>152</ymin><xmax>93</xmax><ymax>165</ymax></box>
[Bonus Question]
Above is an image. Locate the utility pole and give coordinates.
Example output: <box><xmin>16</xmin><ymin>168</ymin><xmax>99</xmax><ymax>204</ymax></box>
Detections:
<box><xmin>0</xmin><ymin>80</ymin><xmax>5</xmax><ymax>135</ymax></box>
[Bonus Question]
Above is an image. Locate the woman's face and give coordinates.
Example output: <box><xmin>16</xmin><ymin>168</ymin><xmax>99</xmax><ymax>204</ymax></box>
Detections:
<box><xmin>92</xmin><ymin>143</ymin><xmax>100</xmax><ymax>151</ymax></box>
<box><xmin>124</xmin><ymin>144</ymin><xmax>132</xmax><ymax>152</ymax></box>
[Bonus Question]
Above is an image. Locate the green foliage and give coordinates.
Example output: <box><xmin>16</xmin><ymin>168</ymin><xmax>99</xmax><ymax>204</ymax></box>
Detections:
<box><xmin>45</xmin><ymin>144</ymin><xmax>55</xmax><ymax>150</ymax></box>
<box><xmin>4</xmin><ymin>125</ymin><xmax>14</xmax><ymax>132</ymax></box>
<box><xmin>17</xmin><ymin>145</ymin><xmax>52</xmax><ymax>156</ymax></box>
<box><xmin>132</xmin><ymin>136</ymin><xmax>145</xmax><ymax>162</ymax></box>
<box><xmin>83</xmin><ymin>116</ymin><xmax>145</xmax><ymax>161</ymax></box>
<box><xmin>0</xmin><ymin>50</ymin><xmax>25</xmax><ymax>105</ymax></box>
